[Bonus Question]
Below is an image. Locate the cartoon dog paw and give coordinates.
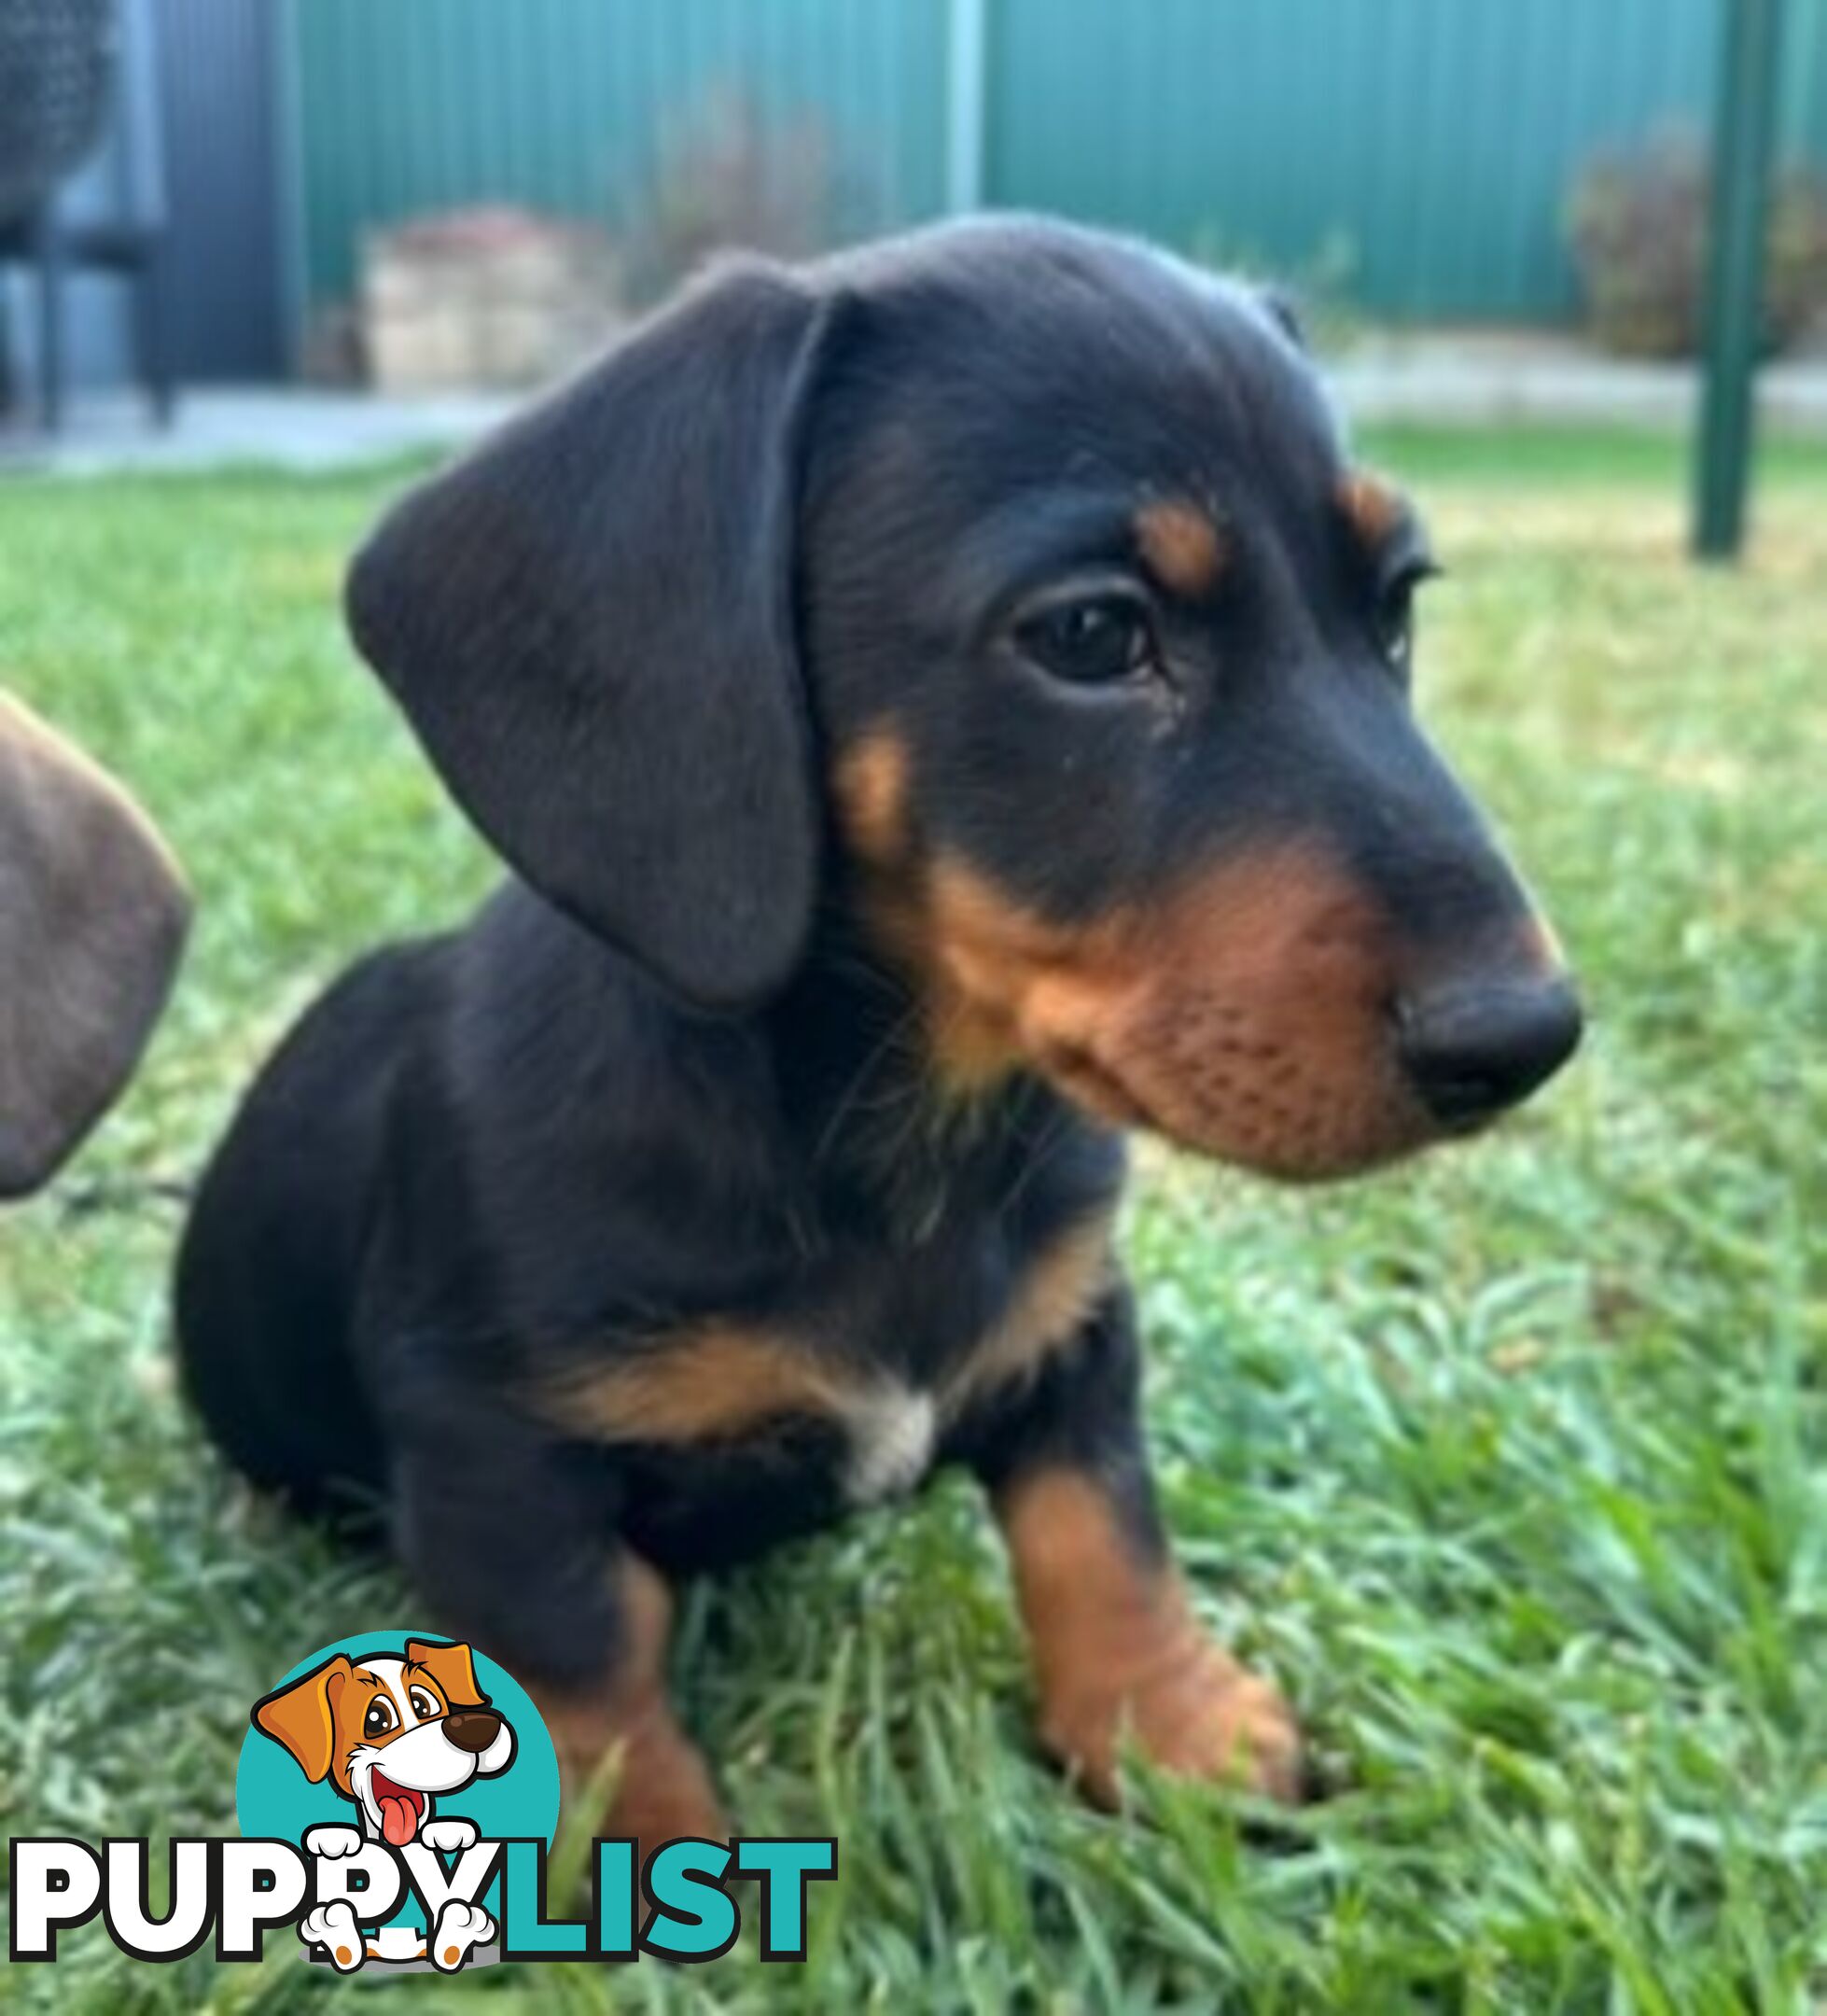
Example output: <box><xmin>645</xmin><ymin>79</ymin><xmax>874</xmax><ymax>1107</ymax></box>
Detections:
<box><xmin>302</xmin><ymin>1823</ymin><xmax>364</xmax><ymax>1860</ymax></box>
<box><xmin>419</xmin><ymin>1817</ymin><xmax>479</xmax><ymax>1854</ymax></box>
<box><xmin>300</xmin><ymin>1900</ymin><xmax>365</xmax><ymax>1972</ymax></box>
<box><xmin>430</xmin><ymin>1897</ymin><xmax>495</xmax><ymax>1972</ymax></box>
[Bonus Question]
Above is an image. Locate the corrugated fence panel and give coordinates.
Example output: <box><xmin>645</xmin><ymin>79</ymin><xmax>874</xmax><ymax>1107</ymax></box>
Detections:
<box><xmin>990</xmin><ymin>0</ymin><xmax>1728</xmax><ymax>319</ymax></box>
<box><xmin>292</xmin><ymin>0</ymin><xmax>948</xmax><ymax>308</ymax></box>
<box><xmin>290</xmin><ymin>0</ymin><xmax>1827</xmax><ymax>325</ymax></box>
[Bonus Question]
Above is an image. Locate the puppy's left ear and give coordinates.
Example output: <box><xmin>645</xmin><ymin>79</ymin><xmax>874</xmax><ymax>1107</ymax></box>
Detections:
<box><xmin>0</xmin><ymin>695</ymin><xmax>190</xmax><ymax>1198</ymax></box>
<box><xmin>405</xmin><ymin>1639</ymin><xmax>487</xmax><ymax>1710</ymax></box>
<box><xmin>347</xmin><ymin>260</ymin><xmax>836</xmax><ymax>1009</ymax></box>
<box><xmin>252</xmin><ymin>1654</ymin><xmax>353</xmax><ymax>1783</ymax></box>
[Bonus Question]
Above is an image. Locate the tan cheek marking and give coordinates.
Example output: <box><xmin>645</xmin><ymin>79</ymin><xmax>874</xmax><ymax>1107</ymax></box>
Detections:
<box><xmin>833</xmin><ymin>730</ymin><xmax>914</xmax><ymax>868</ymax></box>
<box><xmin>945</xmin><ymin>1209</ymin><xmax>1116</xmax><ymax>1415</ymax></box>
<box><xmin>921</xmin><ymin>846</ymin><xmax>1427</xmax><ymax>1176</ymax></box>
<box><xmin>1135</xmin><ymin>499</ymin><xmax>1224</xmax><ymax>596</ymax></box>
<box><xmin>994</xmin><ymin>1468</ymin><xmax>1302</xmax><ymax>1805</ymax></box>
<box><xmin>524</xmin><ymin>1552</ymin><xmax>728</xmax><ymax>1866</ymax></box>
<box><xmin>916</xmin><ymin>855</ymin><xmax>1092</xmax><ymax>1095</ymax></box>
<box><xmin>1337</xmin><ymin>469</ymin><xmax>1404</xmax><ymax>552</ymax></box>
<box><xmin>1111</xmin><ymin>847</ymin><xmax>1416</xmax><ymax>1173</ymax></box>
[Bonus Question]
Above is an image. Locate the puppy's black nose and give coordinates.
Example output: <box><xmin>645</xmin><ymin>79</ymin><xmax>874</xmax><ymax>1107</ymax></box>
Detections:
<box><xmin>1397</xmin><ymin>974</ymin><xmax>1582</xmax><ymax>1127</ymax></box>
<box><xmin>442</xmin><ymin>1709</ymin><xmax>503</xmax><ymax>1754</ymax></box>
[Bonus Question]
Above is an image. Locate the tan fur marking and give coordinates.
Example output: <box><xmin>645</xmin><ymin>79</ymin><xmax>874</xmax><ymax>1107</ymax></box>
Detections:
<box><xmin>833</xmin><ymin>731</ymin><xmax>914</xmax><ymax>867</ymax></box>
<box><xmin>1135</xmin><ymin>499</ymin><xmax>1225</xmax><ymax>596</ymax></box>
<box><xmin>948</xmin><ymin>1210</ymin><xmax>1115</xmax><ymax>1412</ymax></box>
<box><xmin>539</xmin><ymin>1211</ymin><xmax>1113</xmax><ymax>1454</ymax></box>
<box><xmin>1337</xmin><ymin>469</ymin><xmax>1404</xmax><ymax>551</ymax></box>
<box><xmin>550</xmin><ymin>1324</ymin><xmax>845</xmax><ymax>1445</ymax></box>
<box><xmin>908</xmin><ymin>845</ymin><xmax>1431</xmax><ymax>1178</ymax></box>
<box><xmin>995</xmin><ymin>1469</ymin><xmax>1302</xmax><ymax>1806</ymax></box>
<box><xmin>525</xmin><ymin>1551</ymin><xmax>727</xmax><ymax>1865</ymax></box>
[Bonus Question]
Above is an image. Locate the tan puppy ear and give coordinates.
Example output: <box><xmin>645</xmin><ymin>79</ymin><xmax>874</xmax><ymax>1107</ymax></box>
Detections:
<box><xmin>404</xmin><ymin>1639</ymin><xmax>487</xmax><ymax>1710</ymax></box>
<box><xmin>252</xmin><ymin>1655</ymin><xmax>354</xmax><ymax>1783</ymax></box>
<box><xmin>0</xmin><ymin>693</ymin><xmax>190</xmax><ymax>1198</ymax></box>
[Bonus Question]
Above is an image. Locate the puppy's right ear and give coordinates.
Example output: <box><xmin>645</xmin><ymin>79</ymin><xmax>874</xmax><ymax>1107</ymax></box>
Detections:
<box><xmin>346</xmin><ymin>261</ymin><xmax>835</xmax><ymax>1009</ymax></box>
<box><xmin>251</xmin><ymin>1655</ymin><xmax>352</xmax><ymax>1784</ymax></box>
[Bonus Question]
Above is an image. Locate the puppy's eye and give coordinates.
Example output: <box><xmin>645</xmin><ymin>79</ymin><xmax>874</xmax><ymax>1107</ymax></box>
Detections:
<box><xmin>1375</xmin><ymin>582</ymin><xmax>1416</xmax><ymax>669</ymax></box>
<box><xmin>1374</xmin><ymin>562</ymin><xmax>1436</xmax><ymax>675</ymax></box>
<box><xmin>1017</xmin><ymin>595</ymin><xmax>1155</xmax><ymax>686</ymax></box>
<box><xmin>408</xmin><ymin>1687</ymin><xmax>438</xmax><ymax>1720</ymax></box>
<box><xmin>363</xmin><ymin>1698</ymin><xmax>397</xmax><ymax>1738</ymax></box>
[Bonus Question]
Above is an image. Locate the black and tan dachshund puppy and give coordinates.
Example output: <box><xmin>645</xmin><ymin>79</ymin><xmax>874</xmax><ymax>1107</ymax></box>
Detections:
<box><xmin>177</xmin><ymin>217</ymin><xmax>1580</xmax><ymax>1853</ymax></box>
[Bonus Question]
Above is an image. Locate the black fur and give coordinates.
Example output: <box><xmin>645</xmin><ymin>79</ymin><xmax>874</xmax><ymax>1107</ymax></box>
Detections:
<box><xmin>176</xmin><ymin>217</ymin><xmax>1576</xmax><ymax>1721</ymax></box>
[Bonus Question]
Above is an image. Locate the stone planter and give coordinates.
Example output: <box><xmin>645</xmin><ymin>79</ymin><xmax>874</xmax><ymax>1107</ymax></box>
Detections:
<box><xmin>362</xmin><ymin>205</ymin><xmax>622</xmax><ymax>393</ymax></box>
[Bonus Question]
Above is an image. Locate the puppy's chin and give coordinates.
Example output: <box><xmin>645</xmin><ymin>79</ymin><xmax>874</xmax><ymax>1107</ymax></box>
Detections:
<box><xmin>1025</xmin><ymin>1038</ymin><xmax>1444</xmax><ymax>1184</ymax></box>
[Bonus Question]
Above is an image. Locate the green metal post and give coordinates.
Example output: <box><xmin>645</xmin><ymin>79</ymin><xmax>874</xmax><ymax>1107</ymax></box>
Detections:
<box><xmin>1694</xmin><ymin>0</ymin><xmax>1785</xmax><ymax>561</ymax></box>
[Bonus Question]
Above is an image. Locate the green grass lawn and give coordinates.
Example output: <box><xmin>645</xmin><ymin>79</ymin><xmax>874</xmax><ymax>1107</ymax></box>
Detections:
<box><xmin>2</xmin><ymin>428</ymin><xmax>1824</xmax><ymax>2012</ymax></box>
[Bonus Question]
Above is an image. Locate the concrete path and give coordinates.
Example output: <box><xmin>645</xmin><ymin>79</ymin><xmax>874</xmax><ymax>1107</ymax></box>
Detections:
<box><xmin>1330</xmin><ymin>331</ymin><xmax>1827</xmax><ymax>435</ymax></box>
<box><xmin>0</xmin><ymin>387</ymin><xmax>518</xmax><ymax>476</ymax></box>
<box><xmin>2</xmin><ymin>338</ymin><xmax>1823</xmax><ymax>475</ymax></box>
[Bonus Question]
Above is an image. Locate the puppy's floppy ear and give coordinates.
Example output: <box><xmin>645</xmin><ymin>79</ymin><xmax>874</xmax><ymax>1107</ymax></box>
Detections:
<box><xmin>0</xmin><ymin>694</ymin><xmax>190</xmax><ymax>1198</ymax></box>
<box><xmin>346</xmin><ymin>260</ymin><xmax>833</xmax><ymax>1009</ymax></box>
<box><xmin>404</xmin><ymin>1638</ymin><xmax>487</xmax><ymax>1711</ymax></box>
<box><xmin>252</xmin><ymin>1655</ymin><xmax>353</xmax><ymax>1784</ymax></box>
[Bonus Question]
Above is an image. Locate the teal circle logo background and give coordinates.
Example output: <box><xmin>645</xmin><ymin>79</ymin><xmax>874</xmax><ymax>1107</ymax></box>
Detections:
<box><xmin>236</xmin><ymin>1630</ymin><xmax>560</xmax><ymax>1855</ymax></box>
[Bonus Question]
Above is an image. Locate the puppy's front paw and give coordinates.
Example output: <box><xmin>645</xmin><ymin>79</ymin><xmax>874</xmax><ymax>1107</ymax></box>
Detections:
<box><xmin>603</xmin><ymin>1716</ymin><xmax>732</xmax><ymax>1872</ymax></box>
<box><xmin>430</xmin><ymin>1897</ymin><xmax>495</xmax><ymax>1971</ymax></box>
<box><xmin>302</xmin><ymin>1824</ymin><xmax>363</xmax><ymax>1860</ymax></box>
<box><xmin>1042</xmin><ymin>1627</ymin><xmax>1304</xmax><ymax>1809</ymax></box>
<box><xmin>419</xmin><ymin>1817</ymin><xmax>479</xmax><ymax>1854</ymax></box>
<box><xmin>300</xmin><ymin>1900</ymin><xmax>365</xmax><ymax>1971</ymax></box>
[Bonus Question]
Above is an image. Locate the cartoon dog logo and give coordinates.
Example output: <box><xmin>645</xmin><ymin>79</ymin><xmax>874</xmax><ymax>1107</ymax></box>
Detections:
<box><xmin>251</xmin><ymin>1637</ymin><xmax>516</xmax><ymax>1969</ymax></box>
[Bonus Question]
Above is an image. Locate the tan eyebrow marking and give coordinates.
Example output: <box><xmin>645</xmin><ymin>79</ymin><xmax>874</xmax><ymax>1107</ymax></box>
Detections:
<box><xmin>1336</xmin><ymin>470</ymin><xmax>1405</xmax><ymax>552</ymax></box>
<box><xmin>1134</xmin><ymin>499</ymin><xmax>1225</xmax><ymax>596</ymax></box>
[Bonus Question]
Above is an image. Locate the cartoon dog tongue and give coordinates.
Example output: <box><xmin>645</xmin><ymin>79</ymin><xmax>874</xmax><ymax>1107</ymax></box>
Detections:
<box><xmin>374</xmin><ymin>1784</ymin><xmax>420</xmax><ymax>1845</ymax></box>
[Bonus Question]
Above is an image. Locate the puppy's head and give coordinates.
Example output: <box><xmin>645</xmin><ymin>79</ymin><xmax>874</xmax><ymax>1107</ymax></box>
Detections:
<box><xmin>252</xmin><ymin>1639</ymin><xmax>514</xmax><ymax>1845</ymax></box>
<box><xmin>348</xmin><ymin>217</ymin><xmax>1578</xmax><ymax>1181</ymax></box>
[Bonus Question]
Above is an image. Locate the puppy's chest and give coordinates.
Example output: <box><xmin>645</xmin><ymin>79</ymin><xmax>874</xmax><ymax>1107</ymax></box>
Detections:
<box><xmin>540</xmin><ymin>1202</ymin><xmax>1115</xmax><ymax>1523</ymax></box>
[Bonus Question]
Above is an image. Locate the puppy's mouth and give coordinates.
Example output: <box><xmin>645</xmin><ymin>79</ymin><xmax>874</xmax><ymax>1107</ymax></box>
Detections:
<box><xmin>1032</xmin><ymin>1023</ymin><xmax>1437</xmax><ymax>1183</ymax></box>
<box><xmin>370</xmin><ymin>1769</ymin><xmax>425</xmax><ymax>1846</ymax></box>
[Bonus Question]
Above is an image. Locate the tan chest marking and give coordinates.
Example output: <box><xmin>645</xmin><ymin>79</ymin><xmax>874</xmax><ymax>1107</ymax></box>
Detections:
<box><xmin>546</xmin><ymin>1323</ymin><xmax>840</xmax><ymax>1446</ymax></box>
<box><xmin>534</xmin><ymin>1210</ymin><xmax>1116</xmax><ymax>1493</ymax></box>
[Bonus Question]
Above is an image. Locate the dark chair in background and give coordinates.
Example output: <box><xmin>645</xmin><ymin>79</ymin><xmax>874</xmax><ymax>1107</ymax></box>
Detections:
<box><xmin>0</xmin><ymin>0</ymin><xmax>174</xmax><ymax>431</ymax></box>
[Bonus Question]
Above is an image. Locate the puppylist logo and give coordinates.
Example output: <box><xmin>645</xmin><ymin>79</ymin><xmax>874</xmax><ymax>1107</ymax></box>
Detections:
<box><xmin>9</xmin><ymin>1631</ymin><xmax>836</xmax><ymax>1971</ymax></box>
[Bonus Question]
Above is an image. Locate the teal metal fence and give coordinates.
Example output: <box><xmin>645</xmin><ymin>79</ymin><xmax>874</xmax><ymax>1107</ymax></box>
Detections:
<box><xmin>286</xmin><ymin>0</ymin><xmax>1827</xmax><ymax>324</ymax></box>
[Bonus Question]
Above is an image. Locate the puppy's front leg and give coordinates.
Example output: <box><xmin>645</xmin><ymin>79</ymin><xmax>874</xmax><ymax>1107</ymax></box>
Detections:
<box><xmin>972</xmin><ymin>1284</ymin><xmax>1303</xmax><ymax>1809</ymax></box>
<box><xmin>392</xmin><ymin>1421</ymin><xmax>727</xmax><ymax>1867</ymax></box>
<box><xmin>531</xmin><ymin>1547</ymin><xmax>730</xmax><ymax>1865</ymax></box>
